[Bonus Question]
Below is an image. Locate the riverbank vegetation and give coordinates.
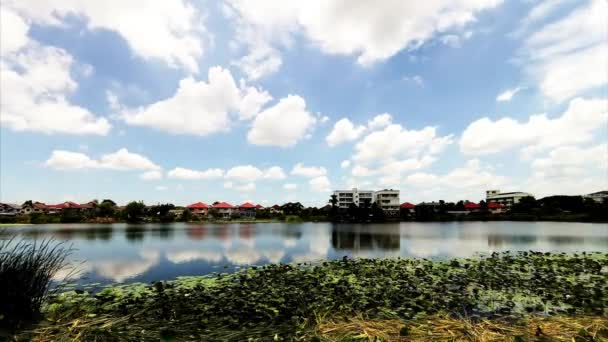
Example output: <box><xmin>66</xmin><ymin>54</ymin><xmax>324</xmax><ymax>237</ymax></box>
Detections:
<box><xmin>10</xmin><ymin>252</ymin><xmax>607</xmax><ymax>340</ymax></box>
<box><xmin>0</xmin><ymin>236</ymin><xmax>72</xmax><ymax>330</ymax></box>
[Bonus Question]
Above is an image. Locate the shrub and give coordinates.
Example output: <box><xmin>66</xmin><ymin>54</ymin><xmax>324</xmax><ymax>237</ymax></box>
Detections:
<box><xmin>0</xmin><ymin>235</ymin><xmax>72</xmax><ymax>329</ymax></box>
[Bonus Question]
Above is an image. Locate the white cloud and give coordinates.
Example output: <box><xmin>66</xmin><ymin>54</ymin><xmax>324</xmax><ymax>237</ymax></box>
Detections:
<box><xmin>340</xmin><ymin>160</ymin><xmax>351</xmax><ymax>169</ymax></box>
<box><xmin>291</xmin><ymin>163</ymin><xmax>327</xmax><ymax>178</ymax></box>
<box><xmin>402</xmin><ymin>76</ymin><xmax>424</xmax><ymax>87</ymax></box>
<box><xmin>263</xmin><ymin>166</ymin><xmax>286</xmax><ymax>180</ymax></box>
<box><xmin>4</xmin><ymin>0</ymin><xmax>208</xmax><ymax>73</ymax></box>
<box><xmin>99</xmin><ymin>148</ymin><xmax>160</xmax><ymax>171</ymax></box>
<box><xmin>460</xmin><ymin>97</ymin><xmax>608</xmax><ymax>155</ymax></box>
<box><xmin>496</xmin><ymin>87</ymin><xmax>521</xmax><ymax>102</ymax></box>
<box><xmin>519</xmin><ymin>0</ymin><xmax>607</xmax><ymax>102</ymax></box>
<box><xmin>140</xmin><ymin>170</ymin><xmax>162</xmax><ymax>181</ymax></box>
<box><xmin>232</xmin><ymin>46</ymin><xmax>283</xmax><ymax>81</ymax></box>
<box><xmin>367</xmin><ymin>113</ymin><xmax>393</xmax><ymax>129</ymax></box>
<box><xmin>526</xmin><ymin>143</ymin><xmax>608</xmax><ymax>197</ymax></box>
<box><xmin>155</xmin><ymin>185</ymin><xmax>168</xmax><ymax>191</ymax></box>
<box><xmin>237</xmin><ymin>82</ymin><xmax>273</xmax><ymax>120</ymax></box>
<box><xmin>247</xmin><ymin>95</ymin><xmax>317</xmax><ymax>147</ymax></box>
<box><xmin>120</xmin><ymin>67</ymin><xmax>248</xmax><ymax>136</ymax></box>
<box><xmin>225</xmin><ymin>0</ymin><xmax>502</xmax><ymax>77</ymax></box>
<box><xmin>167</xmin><ymin>167</ymin><xmax>224</xmax><ymax>180</ymax></box>
<box><xmin>225</xmin><ymin>165</ymin><xmax>264</xmax><ymax>183</ymax></box>
<box><xmin>353</xmin><ymin>124</ymin><xmax>453</xmax><ymax>164</ymax></box>
<box><xmin>45</xmin><ymin>148</ymin><xmax>159</xmax><ymax>171</ymax></box>
<box><xmin>44</xmin><ymin>151</ymin><xmax>99</xmax><ymax>170</ymax></box>
<box><xmin>309</xmin><ymin>176</ymin><xmax>331</xmax><ymax>193</ymax></box>
<box><xmin>283</xmin><ymin>183</ymin><xmax>297</xmax><ymax>191</ymax></box>
<box><xmin>0</xmin><ymin>7</ymin><xmax>111</xmax><ymax>135</ymax></box>
<box><xmin>223</xmin><ymin>181</ymin><xmax>233</xmax><ymax>189</ymax></box>
<box><xmin>405</xmin><ymin>159</ymin><xmax>509</xmax><ymax>201</ymax></box>
<box><xmin>326</xmin><ymin>118</ymin><xmax>366</xmax><ymax>147</ymax></box>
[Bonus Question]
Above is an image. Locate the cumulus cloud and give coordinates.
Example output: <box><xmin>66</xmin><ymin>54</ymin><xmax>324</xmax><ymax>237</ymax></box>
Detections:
<box><xmin>340</xmin><ymin>160</ymin><xmax>351</xmax><ymax>169</ymax></box>
<box><xmin>526</xmin><ymin>143</ymin><xmax>608</xmax><ymax>197</ymax></box>
<box><xmin>225</xmin><ymin>165</ymin><xmax>264</xmax><ymax>183</ymax></box>
<box><xmin>309</xmin><ymin>176</ymin><xmax>331</xmax><ymax>193</ymax></box>
<box><xmin>263</xmin><ymin>166</ymin><xmax>286</xmax><ymax>180</ymax></box>
<box><xmin>167</xmin><ymin>167</ymin><xmax>224</xmax><ymax>180</ymax></box>
<box><xmin>45</xmin><ymin>148</ymin><xmax>160</xmax><ymax>171</ymax></box>
<box><xmin>140</xmin><ymin>170</ymin><xmax>162</xmax><ymax>181</ymax></box>
<box><xmin>460</xmin><ymin>97</ymin><xmax>607</xmax><ymax>155</ymax></box>
<box><xmin>120</xmin><ymin>67</ymin><xmax>272</xmax><ymax>136</ymax></box>
<box><xmin>0</xmin><ymin>7</ymin><xmax>110</xmax><ymax>135</ymax></box>
<box><xmin>496</xmin><ymin>87</ymin><xmax>521</xmax><ymax>102</ymax></box>
<box><xmin>224</xmin><ymin>0</ymin><xmax>502</xmax><ymax>78</ymax></box>
<box><xmin>405</xmin><ymin>159</ymin><xmax>509</xmax><ymax>201</ymax></box>
<box><xmin>326</xmin><ymin>113</ymin><xmax>394</xmax><ymax>147</ymax></box>
<box><xmin>155</xmin><ymin>185</ymin><xmax>168</xmax><ymax>191</ymax></box>
<box><xmin>326</xmin><ymin>118</ymin><xmax>366</xmax><ymax>147</ymax></box>
<box><xmin>291</xmin><ymin>163</ymin><xmax>327</xmax><ymax>178</ymax></box>
<box><xmin>4</xmin><ymin>0</ymin><xmax>208</xmax><ymax>73</ymax></box>
<box><xmin>518</xmin><ymin>0</ymin><xmax>607</xmax><ymax>102</ymax></box>
<box><xmin>247</xmin><ymin>95</ymin><xmax>317</xmax><ymax>147</ymax></box>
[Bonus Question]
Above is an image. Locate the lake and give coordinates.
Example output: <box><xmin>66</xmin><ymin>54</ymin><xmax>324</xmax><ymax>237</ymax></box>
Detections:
<box><xmin>2</xmin><ymin>221</ymin><xmax>607</xmax><ymax>286</ymax></box>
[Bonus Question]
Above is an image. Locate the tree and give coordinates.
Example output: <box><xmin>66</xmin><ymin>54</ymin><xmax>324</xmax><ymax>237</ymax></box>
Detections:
<box><xmin>98</xmin><ymin>201</ymin><xmax>116</xmax><ymax>218</ymax></box>
<box><xmin>512</xmin><ymin>196</ymin><xmax>537</xmax><ymax>213</ymax></box>
<box><xmin>371</xmin><ymin>202</ymin><xmax>385</xmax><ymax>222</ymax></box>
<box><xmin>124</xmin><ymin>201</ymin><xmax>146</xmax><ymax>223</ymax></box>
<box><xmin>329</xmin><ymin>194</ymin><xmax>339</xmax><ymax>222</ymax></box>
<box><xmin>179</xmin><ymin>209</ymin><xmax>192</xmax><ymax>222</ymax></box>
<box><xmin>60</xmin><ymin>208</ymin><xmax>83</xmax><ymax>223</ymax></box>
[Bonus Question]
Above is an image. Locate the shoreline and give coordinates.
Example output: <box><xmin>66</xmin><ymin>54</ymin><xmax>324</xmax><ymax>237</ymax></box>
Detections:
<box><xmin>14</xmin><ymin>252</ymin><xmax>608</xmax><ymax>340</ymax></box>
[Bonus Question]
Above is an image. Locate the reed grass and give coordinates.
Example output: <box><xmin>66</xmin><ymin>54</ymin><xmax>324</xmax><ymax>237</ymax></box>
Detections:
<box><xmin>0</xmin><ymin>235</ymin><xmax>72</xmax><ymax>329</ymax></box>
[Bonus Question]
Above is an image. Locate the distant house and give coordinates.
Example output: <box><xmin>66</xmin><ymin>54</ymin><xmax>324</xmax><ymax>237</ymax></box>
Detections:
<box><xmin>46</xmin><ymin>201</ymin><xmax>82</xmax><ymax>215</ymax></box>
<box><xmin>487</xmin><ymin>201</ymin><xmax>506</xmax><ymax>214</ymax></box>
<box><xmin>239</xmin><ymin>202</ymin><xmax>256</xmax><ymax>218</ymax></box>
<box><xmin>0</xmin><ymin>203</ymin><xmax>21</xmax><ymax>216</ymax></box>
<box><xmin>212</xmin><ymin>202</ymin><xmax>235</xmax><ymax>218</ymax></box>
<box><xmin>464</xmin><ymin>202</ymin><xmax>481</xmax><ymax>212</ymax></box>
<box><xmin>255</xmin><ymin>204</ymin><xmax>264</xmax><ymax>210</ymax></box>
<box><xmin>186</xmin><ymin>202</ymin><xmax>209</xmax><ymax>217</ymax></box>
<box><xmin>400</xmin><ymin>202</ymin><xmax>415</xmax><ymax>213</ymax></box>
<box><xmin>20</xmin><ymin>202</ymin><xmax>46</xmax><ymax>215</ymax></box>
<box><xmin>269</xmin><ymin>204</ymin><xmax>283</xmax><ymax>214</ymax></box>
<box><xmin>486</xmin><ymin>190</ymin><xmax>533</xmax><ymax>207</ymax></box>
<box><xmin>584</xmin><ymin>191</ymin><xmax>608</xmax><ymax>203</ymax></box>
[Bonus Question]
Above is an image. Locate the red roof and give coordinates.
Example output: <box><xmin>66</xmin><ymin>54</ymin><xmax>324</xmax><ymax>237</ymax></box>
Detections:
<box><xmin>400</xmin><ymin>202</ymin><xmax>415</xmax><ymax>209</ymax></box>
<box><xmin>187</xmin><ymin>202</ymin><xmax>209</xmax><ymax>209</ymax></box>
<box><xmin>272</xmin><ymin>204</ymin><xmax>281</xmax><ymax>209</ymax></box>
<box><xmin>255</xmin><ymin>204</ymin><xmax>264</xmax><ymax>209</ymax></box>
<box><xmin>487</xmin><ymin>201</ymin><xmax>504</xmax><ymax>209</ymax></box>
<box><xmin>239</xmin><ymin>202</ymin><xmax>255</xmax><ymax>208</ymax></box>
<box><xmin>464</xmin><ymin>202</ymin><xmax>480</xmax><ymax>209</ymax></box>
<box><xmin>213</xmin><ymin>202</ymin><xmax>234</xmax><ymax>209</ymax></box>
<box><xmin>47</xmin><ymin>202</ymin><xmax>81</xmax><ymax>209</ymax></box>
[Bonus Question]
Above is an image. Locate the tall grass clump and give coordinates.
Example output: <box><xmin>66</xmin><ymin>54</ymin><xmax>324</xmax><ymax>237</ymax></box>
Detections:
<box><xmin>0</xmin><ymin>234</ymin><xmax>72</xmax><ymax>329</ymax></box>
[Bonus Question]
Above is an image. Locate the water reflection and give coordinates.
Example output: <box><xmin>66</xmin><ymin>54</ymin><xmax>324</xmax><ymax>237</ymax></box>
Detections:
<box><xmin>0</xmin><ymin>222</ymin><xmax>605</xmax><ymax>286</ymax></box>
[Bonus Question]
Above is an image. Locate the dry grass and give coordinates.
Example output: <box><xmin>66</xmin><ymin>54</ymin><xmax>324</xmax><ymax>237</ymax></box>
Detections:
<box><xmin>316</xmin><ymin>314</ymin><xmax>608</xmax><ymax>341</ymax></box>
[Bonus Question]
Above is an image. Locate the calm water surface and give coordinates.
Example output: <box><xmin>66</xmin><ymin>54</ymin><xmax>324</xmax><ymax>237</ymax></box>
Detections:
<box><xmin>3</xmin><ymin>222</ymin><xmax>607</xmax><ymax>286</ymax></box>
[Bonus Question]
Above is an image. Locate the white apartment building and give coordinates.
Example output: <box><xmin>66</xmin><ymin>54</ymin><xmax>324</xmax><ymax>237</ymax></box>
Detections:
<box><xmin>333</xmin><ymin>188</ymin><xmax>374</xmax><ymax>209</ymax></box>
<box><xmin>486</xmin><ymin>190</ymin><xmax>533</xmax><ymax>207</ymax></box>
<box><xmin>583</xmin><ymin>191</ymin><xmax>607</xmax><ymax>203</ymax></box>
<box><xmin>333</xmin><ymin>188</ymin><xmax>400</xmax><ymax>214</ymax></box>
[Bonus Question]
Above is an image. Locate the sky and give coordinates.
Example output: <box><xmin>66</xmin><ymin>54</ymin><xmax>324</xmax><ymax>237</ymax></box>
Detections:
<box><xmin>0</xmin><ymin>0</ymin><xmax>606</xmax><ymax>207</ymax></box>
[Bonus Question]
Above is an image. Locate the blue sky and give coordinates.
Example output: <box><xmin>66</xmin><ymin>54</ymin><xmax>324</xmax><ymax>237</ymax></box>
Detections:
<box><xmin>1</xmin><ymin>0</ymin><xmax>606</xmax><ymax>206</ymax></box>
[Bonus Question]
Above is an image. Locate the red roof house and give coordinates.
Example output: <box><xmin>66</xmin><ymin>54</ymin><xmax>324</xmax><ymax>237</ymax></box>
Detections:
<box><xmin>187</xmin><ymin>202</ymin><xmax>209</xmax><ymax>209</ymax></box>
<box><xmin>255</xmin><ymin>204</ymin><xmax>264</xmax><ymax>209</ymax></box>
<box><xmin>400</xmin><ymin>202</ymin><xmax>415</xmax><ymax>209</ymax></box>
<box><xmin>213</xmin><ymin>202</ymin><xmax>234</xmax><ymax>209</ymax></box>
<box><xmin>464</xmin><ymin>202</ymin><xmax>481</xmax><ymax>210</ymax></box>
<box><xmin>487</xmin><ymin>202</ymin><xmax>504</xmax><ymax>209</ymax></box>
<box><xmin>187</xmin><ymin>202</ymin><xmax>209</xmax><ymax>216</ymax></box>
<box><xmin>239</xmin><ymin>202</ymin><xmax>256</xmax><ymax>209</ymax></box>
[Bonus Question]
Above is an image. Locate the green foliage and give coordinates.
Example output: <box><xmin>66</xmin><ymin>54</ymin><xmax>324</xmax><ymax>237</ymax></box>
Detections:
<box><xmin>124</xmin><ymin>201</ymin><xmax>146</xmax><ymax>223</ymax></box>
<box><xmin>37</xmin><ymin>252</ymin><xmax>608</xmax><ymax>340</ymax></box>
<box><xmin>179</xmin><ymin>209</ymin><xmax>192</xmax><ymax>222</ymax></box>
<box><xmin>97</xmin><ymin>200</ymin><xmax>116</xmax><ymax>218</ymax></box>
<box><xmin>60</xmin><ymin>208</ymin><xmax>84</xmax><ymax>223</ymax></box>
<box><xmin>0</xmin><ymin>236</ymin><xmax>72</xmax><ymax>330</ymax></box>
<box><xmin>29</xmin><ymin>213</ymin><xmax>48</xmax><ymax>224</ymax></box>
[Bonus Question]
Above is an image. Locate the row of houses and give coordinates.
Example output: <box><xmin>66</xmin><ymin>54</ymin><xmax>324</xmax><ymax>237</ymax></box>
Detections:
<box><xmin>0</xmin><ymin>201</ymin><xmax>98</xmax><ymax>217</ymax></box>
<box><xmin>186</xmin><ymin>202</ymin><xmax>283</xmax><ymax>219</ymax></box>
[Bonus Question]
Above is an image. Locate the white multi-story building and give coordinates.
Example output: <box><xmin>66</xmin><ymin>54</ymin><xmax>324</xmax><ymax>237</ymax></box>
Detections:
<box><xmin>486</xmin><ymin>190</ymin><xmax>533</xmax><ymax>207</ymax></box>
<box><xmin>332</xmin><ymin>188</ymin><xmax>400</xmax><ymax>214</ymax></box>
<box><xmin>374</xmin><ymin>189</ymin><xmax>400</xmax><ymax>215</ymax></box>
<box><xmin>333</xmin><ymin>188</ymin><xmax>374</xmax><ymax>209</ymax></box>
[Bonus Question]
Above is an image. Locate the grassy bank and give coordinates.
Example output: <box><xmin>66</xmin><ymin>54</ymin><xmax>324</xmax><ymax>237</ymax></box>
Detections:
<box><xmin>12</xmin><ymin>252</ymin><xmax>607</xmax><ymax>341</ymax></box>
